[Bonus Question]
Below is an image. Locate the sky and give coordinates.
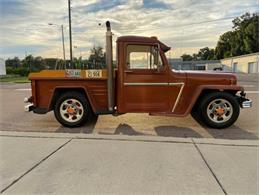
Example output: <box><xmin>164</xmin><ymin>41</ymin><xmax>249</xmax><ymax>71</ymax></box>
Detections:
<box><xmin>0</xmin><ymin>0</ymin><xmax>259</xmax><ymax>60</ymax></box>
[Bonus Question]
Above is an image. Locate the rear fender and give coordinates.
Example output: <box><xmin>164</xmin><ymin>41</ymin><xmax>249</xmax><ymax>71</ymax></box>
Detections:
<box><xmin>48</xmin><ymin>87</ymin><xmax>96</xmax><ymax>112</ymax></box>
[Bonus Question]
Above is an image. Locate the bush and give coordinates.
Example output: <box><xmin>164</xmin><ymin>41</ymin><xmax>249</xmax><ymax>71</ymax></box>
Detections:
<box><xmin>6</xmin><ymin>67</ymin><xmax>30</xmax><ymax>76</ymax></box>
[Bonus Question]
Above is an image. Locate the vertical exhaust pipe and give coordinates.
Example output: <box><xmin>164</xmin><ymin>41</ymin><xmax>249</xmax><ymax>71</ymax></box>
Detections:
<box><xmin>106</xmin><ymin>21</ymin><xmax>114</xmax><ymax>111</ymax></box>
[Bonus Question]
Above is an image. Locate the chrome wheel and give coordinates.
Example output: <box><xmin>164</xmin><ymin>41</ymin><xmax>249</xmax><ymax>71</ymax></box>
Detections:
<box><xmin>207</xmin><ymin>98</ymin><xmax>233</xmax><ymax>123</ymax></box>
<box><xmin>59</xmin><ymin>98</ymin><xmax>84</xmax><ymax>123</ymax></box>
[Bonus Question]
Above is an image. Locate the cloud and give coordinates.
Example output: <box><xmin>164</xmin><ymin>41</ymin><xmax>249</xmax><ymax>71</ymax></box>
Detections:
<box><xmin>78</xmin><ymin>0</ymin><xmax>125</xmax><ymax>12</ymax></box>
<box><xmin>0</xmin><ymin>0</ymin><xmax>258</xmax><ymax>59</ymax></box>
<box><xmin>142</xmin><ymin>0</ymin><xmax>172</xmax><ymax>9</ymax></box>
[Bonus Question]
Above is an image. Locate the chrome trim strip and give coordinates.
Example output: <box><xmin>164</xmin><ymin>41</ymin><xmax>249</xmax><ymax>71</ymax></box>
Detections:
<box><xmin>171</xmin><ymin>82</ymin><xmax>185</xmax><ymax>112</ymax></box>
<box><xmin>169</xmin><ymin>82</ymin><xmax>185</xmax><ymax>86</ymax></box>
<box><xmin>124</xmin><ymin>82</ymin><xmax>185</xmax><ymax>86</ymax></box>
<box><xmin>124</xmin><ymin>83</ymin><xmax>169</xmax><ymax>86</ymax></box>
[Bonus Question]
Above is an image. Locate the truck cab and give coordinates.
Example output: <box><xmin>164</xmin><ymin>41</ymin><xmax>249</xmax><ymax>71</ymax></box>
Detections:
<box><xmin>25</xmin><ymin>21</ymin><xmax>252</xmax><ymax>129</ymax></box>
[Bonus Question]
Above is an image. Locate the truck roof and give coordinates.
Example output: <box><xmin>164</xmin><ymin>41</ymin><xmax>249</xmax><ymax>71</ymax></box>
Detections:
<box><xmin>117</xmin><ymin>36</ymin><xmax>171</xmax><ymax>52</ymax></box>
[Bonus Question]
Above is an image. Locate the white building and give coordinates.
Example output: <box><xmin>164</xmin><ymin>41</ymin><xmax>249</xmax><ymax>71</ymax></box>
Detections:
<box><xmin>221</xmin><ymin>53</ymin><xmax>259</xmax><ymax>73</ymax></box>
<box><xmin>0</xmin><ymin>58</ymin><xmax>6</xmax><ymax>76</ymax></box>
<box><xmin>169</xmin><ymin>58</ymin><xmax>222</xmax><ymax>71</ymax></box>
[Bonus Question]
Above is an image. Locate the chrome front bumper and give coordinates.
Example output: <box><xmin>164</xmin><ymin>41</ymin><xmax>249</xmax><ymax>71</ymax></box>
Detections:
<box><xmin>238</xmin><ymin>92</ymin><xmax>252</xmax><ymax>108</ymax></box>
<box><xmin>241</xmin><ymin>100</ymin><xmax>252</xmax><ymax>108</ymax></box>
<box><xmin>24</xmin><ymin>96</ymin><xmax>34</xmax><ymax>112</ymax></box>
<box><xmin>24</xmin><ymin>103</ymin><xmax>34</xmax><ymax>112</ymax></box>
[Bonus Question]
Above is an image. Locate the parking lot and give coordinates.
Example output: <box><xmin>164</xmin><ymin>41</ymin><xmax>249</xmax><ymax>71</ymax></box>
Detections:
<box><xmin>0</xmin><ymin>74</ymin><xmax>258</xmax><ymax>194</ymax></box>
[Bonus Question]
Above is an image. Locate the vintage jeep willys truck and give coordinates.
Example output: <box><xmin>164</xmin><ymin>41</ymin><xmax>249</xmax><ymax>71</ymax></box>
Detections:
<box><xmin>24</xmin><ymin>21</ymin><xmax>252</xmax><ymax>129</ymax></box>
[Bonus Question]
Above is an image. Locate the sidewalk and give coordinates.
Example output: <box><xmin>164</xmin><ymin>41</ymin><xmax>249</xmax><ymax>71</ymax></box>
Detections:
<box><xmin>0</xmin><ymin>131</ymin><xmax>258</xmax><ymax>195</ymax></box>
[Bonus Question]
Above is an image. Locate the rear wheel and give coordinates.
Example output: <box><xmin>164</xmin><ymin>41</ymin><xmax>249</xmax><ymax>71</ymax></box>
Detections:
<box><xmin>54</xmin><ymin>92</ymin><xmax>93</xmax><ymax>127</ymax></box>
<box><xmin>195</xmin><ymin>92</ymin><xmax>240</xmax><ymax>129</ymax></box>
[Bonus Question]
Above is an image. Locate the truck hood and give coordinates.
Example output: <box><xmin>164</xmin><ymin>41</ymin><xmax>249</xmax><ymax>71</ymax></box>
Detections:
<box><xmin>184</xmin><ymin>70</ymin><xmax>237</xmax><ymax>85</ymax></box>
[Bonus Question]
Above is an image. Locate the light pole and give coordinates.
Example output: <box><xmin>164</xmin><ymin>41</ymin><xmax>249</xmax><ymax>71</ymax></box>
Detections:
<box><xmin>48</xmin><ymin>23</ymin><xmax>66</xmax><ymax>68</ymax></box>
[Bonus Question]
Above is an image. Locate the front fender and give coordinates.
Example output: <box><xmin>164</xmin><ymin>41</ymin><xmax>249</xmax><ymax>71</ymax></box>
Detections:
<box><xmin>184</xmin><ymin>85</ymin><xmax>244</xmax><ymax>116</ymax></box>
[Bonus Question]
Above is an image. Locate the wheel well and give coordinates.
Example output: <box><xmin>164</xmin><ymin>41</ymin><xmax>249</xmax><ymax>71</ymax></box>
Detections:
<box><xmin>50</xmin><ymin>88</ymin><xmax>88</xmax><ymax>110</ymax></box>
<box><xmin>192</xmin><ymin>89</ymin><xmax>238</xmax><ymax>112</ymax></box>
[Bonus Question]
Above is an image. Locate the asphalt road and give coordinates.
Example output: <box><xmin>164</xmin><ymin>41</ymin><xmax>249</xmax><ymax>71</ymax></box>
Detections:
<box><xmin>0</xmin><ymin>74</ymin><xmax>258</xmax><ymax>140</ymax></box>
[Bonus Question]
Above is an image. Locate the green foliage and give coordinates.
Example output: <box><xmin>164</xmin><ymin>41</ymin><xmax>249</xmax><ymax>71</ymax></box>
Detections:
<box><xmin>182</xmin><ymin>12</ymin><xmax>258</xmax><ymax>61</ymax></box>
<box><xmin>197</xmin><ymin>47</ymin><xmax>216</xmax><ymax>60</ymax></box>
<box><xmin>88</xmin><ymin>46</ymin><xmax>106</xmax><ymax>69</ymax></box>
<box><xmin>0</xmin><ymin>76</ymin><xmax>29</xmax><ymax>83</ymax></box>
<box><xmin>5</xmin><ymin>55</ymin><xmax>67</xmax><ymax>76</ymax></box>
<box><xmin>6</xmin><ymin>57</ymin><xmax>21</xmax><ymax>68</ymax></box>
<box><xmin>181</xmin><ymin>54</ymin><xmax>193</xmax><ymax>61</ymax></box>
<box><xmin>182</xmin><ymin>47</ymin><xmax>216</xmax><ymax>61</ymax></box>
<box><xmin>6</xmin><ymin>67</ymin><xmax>29</xmax><ymax>76</ymax></box>
<box><xmin>215</xmin><ymin>12</ymin><xmax>258</xmax><ymax>59</ymax></box>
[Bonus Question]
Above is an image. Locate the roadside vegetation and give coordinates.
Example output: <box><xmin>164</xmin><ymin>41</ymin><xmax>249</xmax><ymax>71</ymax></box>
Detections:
<box><xmin>0</xmin><ymin>76</ymin><xmax>29</xmax><ymax>83</ymax></box>
<box><xmin>181</xmin><ymin>12</ymin><xmax>259</xmax><ymax>61</ymax></box>
<box><xmin>4</xmin><ymin>46</ymin><xmax>106</xmax><ymax>78</ymax></box>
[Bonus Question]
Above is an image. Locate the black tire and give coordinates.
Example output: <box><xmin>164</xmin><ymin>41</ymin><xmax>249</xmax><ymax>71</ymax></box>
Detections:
<box><xmin>191</xmin><ymin>110</ymin><xmax>204</xmax><ymax>126</ymax></box>
<box><xmin>196</xmin><ymin>92</ymin><xmax>240</xmax><ymax>129</ymax></box>
<box><xmin>54</xmin><ymin>91</ymin><xmax>94</xmax><ymax>127</ymax></box>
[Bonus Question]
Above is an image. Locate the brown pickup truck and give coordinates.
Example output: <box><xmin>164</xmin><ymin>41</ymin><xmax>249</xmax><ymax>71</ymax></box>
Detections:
<box><xmin>24</xmin><ymin>21</ymin><xmax>252</xmax><ymax>129</ymax></box>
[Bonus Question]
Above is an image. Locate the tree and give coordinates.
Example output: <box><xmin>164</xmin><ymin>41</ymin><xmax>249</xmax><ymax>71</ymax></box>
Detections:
<box><xmin>44</xmin><ymin>58</ymin><xmax>58</xmax><ymax>70</ymax></box>
<box><xmin>22</xmin><ymin>55</ymin><xmax>34</xmax><ymax>69</ymax></box>
<box><xmin>197</xmin><ymin>47</ymin><xmax>216</xmax><ymax>60</ymax></box>
<box><xmin>192</xmin><ymin>53</ymin><xmax>199</xmax><ymax>61</ymax></box>
<box><xmin>32</xmin><ymin>56</ymin><xmax>45</xmax><ymax>71</ymax></box>
<box><xmin>215</xmin><ymin>12</ymin><xmax>259</xmax><ymax>59</ymax></box>
<box><xmin>181</xmin><ymin>54</ymin><xmax>193</xmax><ymax>61</ymax></box>
<box><xmin>215</xmin><ymin>31</ymin><xmax>233</xmax><ymax>59</ymax></box>
<box><xmin>6</xmin><ymin>57</ymin><xmax>21</xmax><ymax>68</ymax></box>
<box><xmin>88</xmin><ymin>46</ymin><xmax>106</xmax><ymax>68</ymax></box>
<box><xmin>181</xmin><ymin>47</ymin><xmax>216</xmax><ymax>61</ymax></box>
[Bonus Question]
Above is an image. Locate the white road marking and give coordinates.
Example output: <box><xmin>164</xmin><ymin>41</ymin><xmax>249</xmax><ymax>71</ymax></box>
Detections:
<box><xmin>15</xmin><ymin>88</ymin><xmax>31</xmax><ymax>91</ymax></box>
<box><xmin>245</xmin><ymin>91</ymin><xmax>259</xmax><ymax>94</ymax></box>
<box><xmin>242</xmin><ymin>85</ymin><xmax>256</xmax><ymax>87</ymax></box>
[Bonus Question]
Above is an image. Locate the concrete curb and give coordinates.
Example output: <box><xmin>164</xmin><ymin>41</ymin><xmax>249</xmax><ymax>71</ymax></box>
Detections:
<box><xmin>0</xmin><ymin>131</ymin><xmax>258</xmax><ymax>146</ymax></box>
<box><xmin>192</xmin><ymin>138</ymin><xmax>258</xmax><ymax>146</ymax></box>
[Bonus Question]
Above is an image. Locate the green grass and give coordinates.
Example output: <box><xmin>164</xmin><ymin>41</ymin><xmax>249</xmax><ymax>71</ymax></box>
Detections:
<box><xmin>0</xmin><ymin>76</ymin><xmax>30</xmax><ymax>83</ymax></box>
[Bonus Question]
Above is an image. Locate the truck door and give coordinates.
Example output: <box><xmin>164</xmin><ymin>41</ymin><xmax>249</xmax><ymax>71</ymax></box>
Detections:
<box><xmin>121</xmin><ymin>44</ymin><xmax>169</xmax><ymax>112</ymax></box>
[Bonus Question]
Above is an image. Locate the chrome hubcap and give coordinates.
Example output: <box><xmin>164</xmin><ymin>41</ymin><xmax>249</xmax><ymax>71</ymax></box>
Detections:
<box><xmin>207</xmin><ymin>98</ymin><xmax>233</xmax><ymax>123</ymax></box>
<box><xmin>60</xmin><ymin>99</ymin><xmax>84</xmax><ymax>123</ymax></box>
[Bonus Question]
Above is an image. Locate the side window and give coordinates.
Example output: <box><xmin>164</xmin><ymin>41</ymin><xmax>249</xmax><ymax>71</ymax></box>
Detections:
<box><xmin>126</xmin><ymin>45</ymin><xmax>162</xmax><ymax>70</ymax></box>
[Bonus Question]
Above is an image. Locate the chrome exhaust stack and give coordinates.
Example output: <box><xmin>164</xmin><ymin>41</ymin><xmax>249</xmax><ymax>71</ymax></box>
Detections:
<box><xmin>106</xmin><ymin>21</ymin><xmax>114</xmax><ymax>111</ymax></box>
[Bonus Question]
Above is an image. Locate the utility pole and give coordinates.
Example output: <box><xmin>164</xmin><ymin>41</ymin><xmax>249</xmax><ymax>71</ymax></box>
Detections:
<box><xmin>48</xmin><ymin>23</ymin><xmax>66</xmax><ymax>68</ymax></box>
<box><xmin>68</xmin><ymin>0</ymin><xmax>73</xmax><ymax>68</ymax></box>
<box><xmin>61</xmin><ymin>25</ymin><xmax>66</xmax><ymax>68</ymax></box>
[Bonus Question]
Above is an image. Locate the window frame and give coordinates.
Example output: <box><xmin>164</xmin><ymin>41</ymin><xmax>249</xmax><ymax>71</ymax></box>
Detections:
<box><xmin>125</xmin><ymin>43</ymin><xmax>164</xmax><ymax>71</ymax></box>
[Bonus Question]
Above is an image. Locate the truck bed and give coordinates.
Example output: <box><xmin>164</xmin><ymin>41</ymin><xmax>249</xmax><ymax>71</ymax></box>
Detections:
<box><xmin>28</xmin><ymin>70</ymin><xmax>109</xmax><ymax>114</ymax></box>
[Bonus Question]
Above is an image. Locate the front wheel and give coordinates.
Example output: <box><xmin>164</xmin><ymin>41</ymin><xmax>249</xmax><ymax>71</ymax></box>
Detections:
<box><xmin>196</xmin><ymin>92</ymin><xmax>240</xmax><ymax>129</ymax></box>
<box><xmin>54</xmin><ymin>92</ymin><xmax>93</xmax><ymax>127</ymax></box>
